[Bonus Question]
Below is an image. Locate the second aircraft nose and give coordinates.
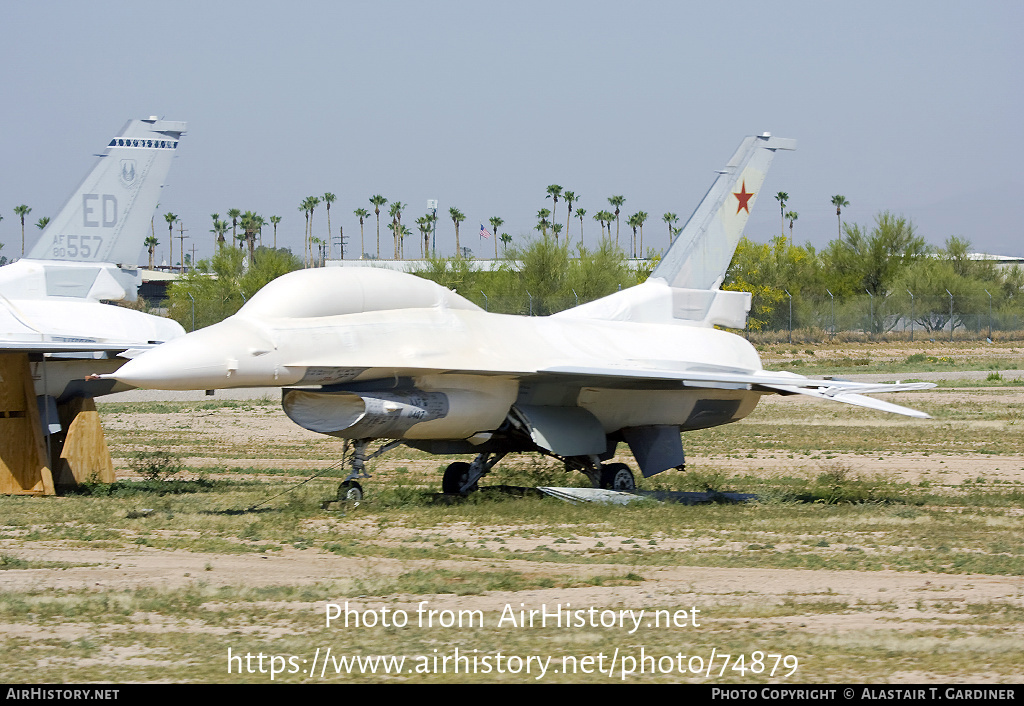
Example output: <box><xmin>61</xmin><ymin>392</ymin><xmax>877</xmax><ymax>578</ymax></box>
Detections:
<box><xmin>109</xmin><ymin>317</ymin><xmax>281</xmax><ymax>390</ymax></box>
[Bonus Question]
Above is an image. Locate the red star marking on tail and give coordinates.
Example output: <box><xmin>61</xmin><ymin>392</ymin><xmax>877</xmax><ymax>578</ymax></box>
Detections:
<box><xmin>733</xmin><ymin>180</ymin><xmax>754</xmax><ymax>214</ymax></box>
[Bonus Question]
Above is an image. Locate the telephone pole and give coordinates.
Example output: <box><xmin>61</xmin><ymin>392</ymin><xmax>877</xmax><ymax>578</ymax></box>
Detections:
<box><xmin>176</xmin><ymin>222</ymin><xmax>190</xmax><ymax>273</ymax></box>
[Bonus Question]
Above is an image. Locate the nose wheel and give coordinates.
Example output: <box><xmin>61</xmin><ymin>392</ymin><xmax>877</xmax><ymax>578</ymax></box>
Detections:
<box><xmin>323</xmin><ymin>438</ymin><xmax>403</xmax><ymax>509</ymax></box>
<box><xmin>338</xmin><ymin>480</ymin><xmax>363</xmax><ymax>503</ymax></box>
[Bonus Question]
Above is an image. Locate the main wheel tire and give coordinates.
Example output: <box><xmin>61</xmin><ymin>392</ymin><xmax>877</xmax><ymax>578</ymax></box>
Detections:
<box><xmin>338</xmin><ymin>480</ymin><xmax>363</xmax><ymax>503</ymax></box>
<box><xmin>599</xmin><ymin>463</ymin><xmax>636</xmax><ymax>492</ymax></box>
<box><xmin>442</xmin><ymin>461</ymin><xmax>478</xmax><ymax>495</ymax></box>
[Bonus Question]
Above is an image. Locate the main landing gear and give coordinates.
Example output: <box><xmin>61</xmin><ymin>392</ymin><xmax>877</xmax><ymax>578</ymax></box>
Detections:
<box><xmin>598</xmin><ymin>462</ymin><xmax>636</xmax><ymax>492</ymax></box>
<box><xmin>442</xmin><ymin>452</ymin><xmax>507</xmax><ymax>496</ymax></box>
<box><xmin>332</xmin><ymin>439</ymin><xmax>637</xmax><ymax>502</ymax></box>
<box><xmin>569</xmin><ymin>457</ymin><xmax>636</xmax><ymax>492</ymax></box>
<box><xmin>442</xmin><ymin>456</ymin><xmax>637</xmax><ymax>495</ymax></box>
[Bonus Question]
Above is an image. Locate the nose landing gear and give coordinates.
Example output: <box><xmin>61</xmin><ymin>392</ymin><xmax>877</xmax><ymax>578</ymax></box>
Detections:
<box><xmin>338</xmin><ymin>480</ymin><xmax>363</xmax><ymax>503</ymax></box>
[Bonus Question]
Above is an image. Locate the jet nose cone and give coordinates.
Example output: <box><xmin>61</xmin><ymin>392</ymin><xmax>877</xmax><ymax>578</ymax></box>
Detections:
<box><xmin>110</xmin><ymin>318</ymin><xmax>278</xmax><ymax>390</ymax></box>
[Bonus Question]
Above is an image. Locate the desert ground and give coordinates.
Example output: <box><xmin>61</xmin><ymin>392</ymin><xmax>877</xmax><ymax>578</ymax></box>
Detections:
<box><xmin>0</xmin><ymin>340</ymin><xmax>1021</xmax><ymax>683</ymax></box>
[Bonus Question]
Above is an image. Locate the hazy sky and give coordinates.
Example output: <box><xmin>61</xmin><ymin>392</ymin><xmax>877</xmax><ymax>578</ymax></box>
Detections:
<box><xmin>2</xmin><ymin>0</ymin><xmax>1021</xmax><ymax>265</ymax></box>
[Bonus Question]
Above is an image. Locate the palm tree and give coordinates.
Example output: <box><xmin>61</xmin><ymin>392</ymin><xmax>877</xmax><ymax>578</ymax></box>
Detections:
<box><xmin>575</xmin><ymin>208</ymin><xmax>586</xmax><ymax>247</ymax></box>
<box><xmin>369</xmin><ymin>195</ymin><xmax>388</xmax><ymax>258</ymax></box>
<box><xmin>35</xmin><ymin>217</ymin><xmax>50</xmax><ymax>231</ymax></box>
<box><xmin>309</xmin><ymin>236</ymin><xmax>324</xmax><ymax>267</ymax></box>
<box><xmin>210</xmin><ymin>219</ymin><xmax>229</xmax><ymax>248</ymax></box>
<box><xmin>240</xmin><ymin>211</ymin><xmax>262</xmax><ymax>262</ymax></box>
<box><xmin>604</xmin><ymin>210</ymin><xmax>616</xmax><ymax>240</ymax></box>
<box><xmin>562</xmin><ymin>190</ymin><xmax>576</xmax><ymax>241</ymax></box>
<box><xmin>211</xmin><ymin>213</ymin><xmax>225</xmax><ymax>246</ymax></box>
<box><xmin>499</xmin><ymin>233</ymin><xmax>512</xmax><ymax>254</ymax></box>
<box><xmin>662</xmin><ymin>212</ymin><xmax>679</xmax><ymax>244</ymax></box>
<box><xmin>551</xmin><ymin>222</ymin><xmax>563</xmax><ymax>244</ymax></box>
<box><xmin>322</xmin><ymin>192</ymin><xmax>336</xmax><ymax>258</ymax></box>
<box><xmin>227</xmin><ymin>209</ymin><xmax>241</xmax><ymax>245</ymax></box>
<box><xmin>607</xmin><ymin>196</ymin><xmax>625</xmax><ymax>247</ymax></box>
<box><xmin>425</xmin><ymin>212</ymin><xmax>437</xmax><ymax>258</ymax></box>
<box><xmin>593</xmin><ymin>210</ymin><xmax>609</xmax><ymax>239</ymax></box>
<box><xmin>13</xmin><ymin>205</ymin><xmax>31</xmax><ymax>256</ymax></box>
<box><xmin>144</xmin><ymin>235</ymin><xmax>159</xmax><ymax>269</ymax></box>
<box><xmin>488</xmin><ymin>216</ymin><xmax>503</xmax><ymax>259</ymax></box>
<box><xmin>297</xmin><ymin>196</ymin><xmax>320</xmax><ymax>263</ymax></box>
<box><xmin>389</xmin><ymin>201</ymin><xmax>405</xmax><ymax>258</ymax></box>
<box><xmin>306</xmin><ymin>196</ymin><xmax>320</xmax><ymax>259</ymax></box>
<box><xmin>546</xmin><ymin>184</ymin><xmax>563</xmax><ymax>224</ymax></box>
<box><xmin>421</xmin><ymin>212</ymin><xmax>438</xmax><ymax>258</ymax></box>
<box><xmin>635</xmin><ymin>211</ymin><xmax>648</xmax><ymax>256</ymax></box>
<box><xmin>415</xmin><ymin>216</ymin><xmax>430</xmax><ymax>259</ymax></box>
<box><xmin>389</xmin><ymin>204</ymin><xmax>399</xmax><ymax>258</ymax></box>
<box><xmin>353</xmin><ymin>208</ymin><xmax>370</xmax><ymax>258</ymax></box>
<box><xmin>164</xmin><ymin>212</ymin><xmax>178</xmax><ymax>271</ymax></box>
<box><xmin>831</xmin><ymin>195</ymin><xmax>849</xmax><ymax>238</ymax></box>
<box><xmin>348</xmin><ymin>206</ymin><xmax>368</xmax><ymax>259</ymax></box>
<box><xmin>399</xmin><ymin>225</ymin><xmax>413</xmax><ymax>259</ymax></box>
<box><xmin>627</xmin><ymin>213</ymin><xmax>640</xmax><ymax>257</ymax></box>
<box><xmin>449</xmin><ymin>207</ymin><xmax>466</xmax><ymax>257</ymax></box>
<box><xmin>774</xmin><ymin>192</ymin><xmax>789</xmax><ymax>237</ymax></box>
<box><xmin>299</xmin><ymin>199</ymin><xmax>311</xmax><ymax>265</ymax></box>
<box><xmin>269</xmin><ymin>215</ymin><xmax>281</xmax><ymax>249</ymax></box>
<box><xmin>785</xmin><ymin>210</ymin><xmax>798</xmax><ymax>244</ymax></box>
<box><xmin>536</xmin><ymin>208</ymin><xmax>551</xmax><ymax>236</ymax></box>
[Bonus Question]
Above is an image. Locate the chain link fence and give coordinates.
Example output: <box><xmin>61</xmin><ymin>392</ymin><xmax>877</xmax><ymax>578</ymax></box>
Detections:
<box><xmin>748</xmin><ymin>291</ymin><xmax>1022</xmax><ymax>342</ymax></box>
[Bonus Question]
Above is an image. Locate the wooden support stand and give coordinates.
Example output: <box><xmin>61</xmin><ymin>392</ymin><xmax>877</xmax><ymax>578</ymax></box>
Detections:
<box><xmin>0</xmin><ymin>354</ymin><xmax>54</xmax><ymax>495</ymax></box>
<box><xmin>54</xmin><ymin>397</ymin><xmax>115</xmax><ymax>488</ymax></box>
<box><xmin>0</xmin><ymin>353</ymin><xmax>115</xmax><ymax>495</ymax></box>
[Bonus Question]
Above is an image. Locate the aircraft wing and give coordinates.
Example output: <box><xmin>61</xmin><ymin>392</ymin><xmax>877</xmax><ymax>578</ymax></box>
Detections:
<box><xmin>0</xmin><ymin>341</ymin><xmax>157</xmax><ymax>354</ymax></box>
<box><xmin>271</xmin><ymin>360</ymin><xmax>934</xmax><ymax>419</ymax></box>
<box><xmin>540</xmin><ymin>364</ymin><xmax>934</xmax><ymax>418</ymax></box>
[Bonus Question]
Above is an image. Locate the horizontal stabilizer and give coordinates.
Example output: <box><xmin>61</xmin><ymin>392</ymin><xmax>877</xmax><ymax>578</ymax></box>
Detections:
<box><xmin>757</xmin><ymin>384</ymin><xmax>932</xmax><ymax>419</ymax></box>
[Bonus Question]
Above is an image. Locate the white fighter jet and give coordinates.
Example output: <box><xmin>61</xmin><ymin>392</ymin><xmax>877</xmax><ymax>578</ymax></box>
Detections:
<box><xmin>109</xmin><ymin>134</ymin><xmax>932</xmax><ymax>499</ymax></box>
<box><xmin>0</xmin><ymin>118</ymin><xmax>186</xmax><ymax>493</ymax></box>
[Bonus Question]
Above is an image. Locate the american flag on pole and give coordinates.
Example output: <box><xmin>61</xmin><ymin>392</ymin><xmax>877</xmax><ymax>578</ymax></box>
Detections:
<box><xmin>479</xmin><ymin>224</ymin><xmax>492</xmax><ymax>239</ymax></box>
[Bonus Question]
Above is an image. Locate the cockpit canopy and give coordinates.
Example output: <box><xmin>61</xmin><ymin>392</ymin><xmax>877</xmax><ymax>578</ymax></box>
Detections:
<box><xmin>239</xmin><ymin>267</ymin><xmax>482</xmax><ymax>319</ymax></box>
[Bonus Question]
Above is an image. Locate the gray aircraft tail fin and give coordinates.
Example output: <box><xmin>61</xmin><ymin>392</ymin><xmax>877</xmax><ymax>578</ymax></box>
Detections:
<box><xmin>27</xmin><ymin>118</ymin><xmax>187</xmax><ymax>266</ymax></box>
<box><xmin>650</xmin><ymin>133</ymin><xmax>795</xmax><ymax>290</ymax></box>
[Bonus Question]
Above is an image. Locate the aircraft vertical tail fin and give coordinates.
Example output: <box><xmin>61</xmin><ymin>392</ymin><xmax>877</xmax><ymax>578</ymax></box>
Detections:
<box><xmin>555</xmin><ymin>133</ymin><xmax>794</xmax><ymax>326</ymax></box>
<box><xmin>27</xmin><ymin>118</ymin><xmax>187</xmax><ymax>266</ymax></box>
<box><xmin>650</xmin><ymin>133</ymin><xmax>795</xmax><ymax>290</ymax></box>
